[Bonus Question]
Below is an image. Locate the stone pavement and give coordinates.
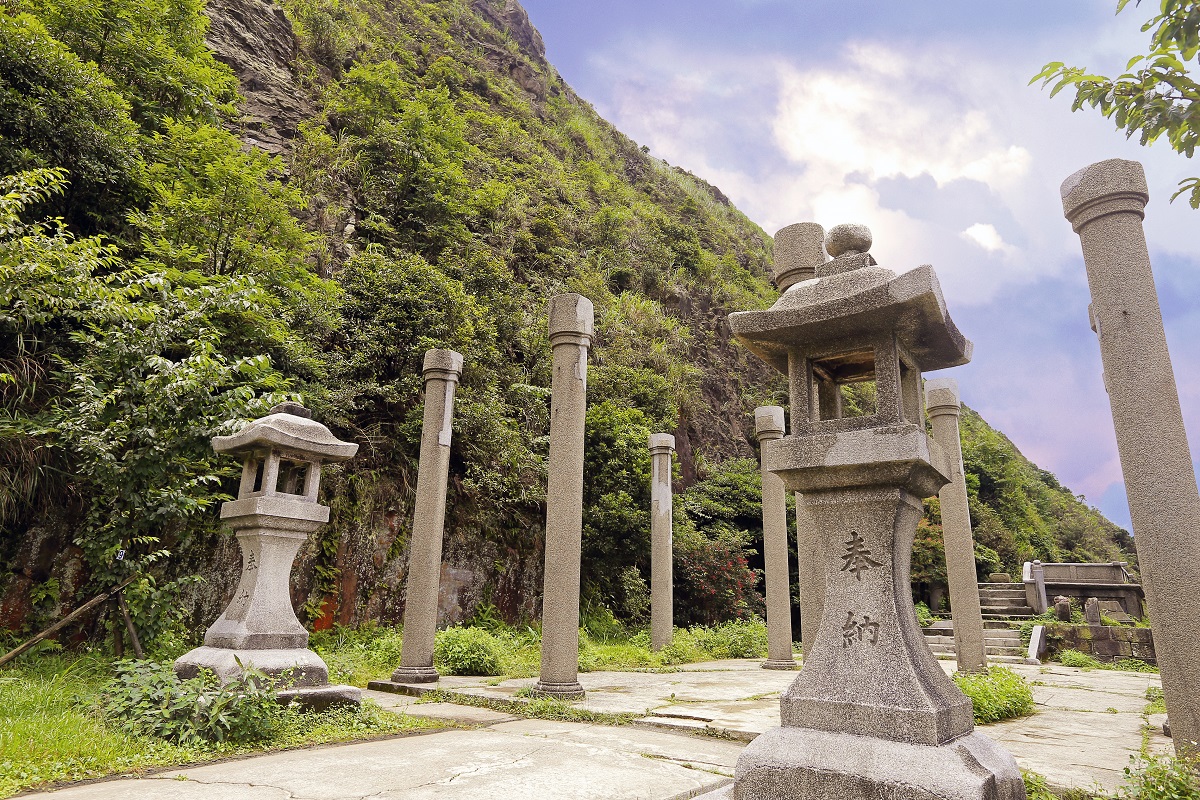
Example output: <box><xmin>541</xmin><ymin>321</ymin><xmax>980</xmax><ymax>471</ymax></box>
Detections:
<box><xmin>22</xmin><ymin>659</ymin><xmax>1170</xmax><ymax>798</ymax></box>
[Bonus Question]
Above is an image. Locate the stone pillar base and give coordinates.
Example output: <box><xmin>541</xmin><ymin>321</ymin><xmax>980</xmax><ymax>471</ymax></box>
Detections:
<box><xmin>390</xmin><ymin>665</ymin><xmax>440</xmax><ymax>683</ymax></box>
<box><xmin>174</xmin><ymin>645</ymin><xmax>329</xmax><ymax>686</ymax></box>
<box><xmin>277</xmin><ymin>684</ymin><xmax>361</xmax><ymax>710</ymax></box>
<box><xmin>761</xmin><ymin>658</ymin><xmax>799</xmax><ymax>670</ymax></box>
<box><xmin>530</xmin><ymin>679</ymin><xmax>585</xmax><ymax>701</ymax></box>
<box><xmin>732</xmin><ymin>726</ymin><xmax>1024</xmax><ymax>800</ymax></box>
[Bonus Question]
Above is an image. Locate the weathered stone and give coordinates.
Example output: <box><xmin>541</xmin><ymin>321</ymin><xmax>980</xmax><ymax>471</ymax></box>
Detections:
<box><xmin>772</xmin><ymin>223</ymin><xmax>827</xmax><ymax>291</ymax></box>
<box><xmin>174</xmin><ymin>404</ymin><xmax>360</xmax><ymax>705</ymax></box>
<box><xmin>990</xmin><ymin>573</ymin><xmax>1013</xmax><ymax>583</ymax></box>
<box><xmin>925</xmin><ymin>377</ymin><xmax>987</xmax><ymax>673</ymax></box>
<box><xmin>1055</xmin><ymin>596</ymin><xmax>1073</xmax><ymax>622</ymax></box>
<box><xmin>754</xmin><ymin>407</ymin><xmax>795</xmax><ymax>670</ymax></box>
<box><xmin>390</xmin><ymin>350</ymin><xmax>463</xmax><ymax>684</ymax></box>
<box><xmin>1084</xmin><ymin>597</ymin><xmax>1102</xmax><ymax>627</ymax></box>
<box><xmin>795</xmin><ymin>496</ymin><xmax>822</xmax><ymax>657</ymax></box>
<box><xmin>649</xmin><ymin>433</ymin><xmax>675</xmax><ymax>652</ymax></box>
<box><xmin>1063</xmin><ymin>158</ymin><xmax>1200</xmax><ymax>755</ymax></box>
<box><xmin>533</xmin><ymin>294</ymin><xmax>593</xmax><ymax>701</ymax></box>
<box><xmin>728</xmin><ymin>224</ymin><xmax>1021</xmax><ymax>799</ymax></box>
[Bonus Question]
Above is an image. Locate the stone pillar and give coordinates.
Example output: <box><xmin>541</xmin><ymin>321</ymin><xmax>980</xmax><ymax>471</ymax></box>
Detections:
<box><xmin>174</xmin><ymin>403</ymin><xmax>360</xmax><ymax>708</ymax></box>
<box><xmin>1062</xmin><ymin>158</ymin><xmax>1200</xmax><ymax>756</ymax></box>
<box><xmin>391</xmin><ymin>349</ymin><xmax>463</xmax><ymax>683</ymax></box>
<box><xmin>795</xmin><ymin>496</ymin><xmax>823</xmax><ymax>658</ymax></box>
<box><xmin>925</xmin><ymin>378</ymin><xmax>988</xmax><ymax>673</ymax></box>
<box><xmin>756</xmin><ymin>407</ymin><xmax>796</xmax><ymax>669</ymax></box>
<box><xmin>775</xmin><ymin>222</ymin><xmax>829</xmax><ymax>660</ymax></box>
<box><xmin>649</xmin><ymin>433</ymin><xmax>675</xmax><ymax>651</ymax></box>
<box><xmin>532</xmin><ymin>294</ymin><xmax>594</xmax><ymax>700</ymax></box>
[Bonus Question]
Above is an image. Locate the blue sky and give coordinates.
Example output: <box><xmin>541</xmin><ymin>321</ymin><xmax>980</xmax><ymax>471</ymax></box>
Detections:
<box><xmin>520</xmin><ymin>0</ymin><xmax>1200</xmax><ymax>532</ymax></box>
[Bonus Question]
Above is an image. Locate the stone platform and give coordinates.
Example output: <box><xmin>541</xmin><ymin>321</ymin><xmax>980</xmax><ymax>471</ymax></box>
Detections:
<box><xmin>22</xmin><ymin>659</ymin><xmax>1170</xmax><ymax>799</ymax></box>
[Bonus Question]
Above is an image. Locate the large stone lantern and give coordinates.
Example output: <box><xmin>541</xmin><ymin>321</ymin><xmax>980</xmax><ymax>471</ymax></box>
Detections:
<box><xmin>174</xmin><ymin>402</ymin><xmax>360</xmax><ymax>707</ymax></box>
<box><xmin>723</xmin><ymin>224</ymin><xmax>1024</xmax><ymax>799</ymax></box>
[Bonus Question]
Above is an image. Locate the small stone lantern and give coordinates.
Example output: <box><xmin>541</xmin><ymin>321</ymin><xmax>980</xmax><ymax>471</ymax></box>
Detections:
<box><xmin>722</xmin><ymin>224</ymin><xmax>1024</xmax><ymax>800</ymax></box>
<box><xmin>174</xmin><ymin>402</ymin><xmax>360</xmax><ymax>707</ymax></box>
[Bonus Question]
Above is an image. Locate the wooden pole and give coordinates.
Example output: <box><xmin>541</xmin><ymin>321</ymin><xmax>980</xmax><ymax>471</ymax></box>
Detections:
<box><xmin>0</xmin><ymin>574</ymin><xmax>138</xmax><ymax>668</ymax></box>
<box><xmin>117</xmin><ymin>591</ymin><xmax>143</xmax><ymax>659</ymax></box>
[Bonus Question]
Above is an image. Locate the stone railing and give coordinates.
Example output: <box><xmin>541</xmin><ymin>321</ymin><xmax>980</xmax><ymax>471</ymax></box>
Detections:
<box><xmin>1022</xmin><ymin>560</ymin><xmax>1144</xmax><ymax>618</ymax></box>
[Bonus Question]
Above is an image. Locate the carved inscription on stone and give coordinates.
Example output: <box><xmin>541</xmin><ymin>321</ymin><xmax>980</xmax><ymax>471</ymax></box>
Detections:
<box><xmin>840</xmin><ymin>531</ymin><xmax>881</xmax><ymax>580</ymax></box>
<box><xmin>841</xmin><ymin>611</ymin><xmax>881</xmax><ymax>648</ymax></box>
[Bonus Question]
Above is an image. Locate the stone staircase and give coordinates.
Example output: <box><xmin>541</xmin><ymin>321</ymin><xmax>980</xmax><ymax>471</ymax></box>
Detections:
<box><xmin>920</xmin><ymin>582</ymin><xmax>1035</xmax><ymax>664</ymax></box>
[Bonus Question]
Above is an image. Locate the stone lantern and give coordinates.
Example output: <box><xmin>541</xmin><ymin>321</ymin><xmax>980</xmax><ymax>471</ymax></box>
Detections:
<box><xmin>721</xmin><ymin>224</ymin><xmax>1024</xmax><ymax>799</ymax></box>
<box><xmin>174</xmin><ymin>401</ymin><xmax>361</xmax><ymax>707</ymax></box>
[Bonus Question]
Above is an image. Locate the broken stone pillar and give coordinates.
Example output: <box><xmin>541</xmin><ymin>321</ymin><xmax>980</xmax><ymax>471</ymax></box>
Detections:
<box><xmin>755</xmin><ymin>406</ymin><xmax>796</xmax><ymax>669</ymax></box>
<box><xmin>533</xmin><ymin>294</ymin><xmax>594</xmax><ymax>700</ymax></box>
<box><xmin>925</xmin><ymin>377</ymin><xmax>988</xmax><ymax>673</ymax></box>
<box><xmin>726</xmin><ymin>223</ymin><xmax>1023</xmax><ymax>800</ymax></box>
<box><xmin>1062</xmin><ymin>158</ymin><xmax>1200</xmax><ymax>756</ymax></box>
<box><xmin>1054</xmin><ymin>596</ymin><xmax>1072</xmax><ymax>622</ymax></box>
<box><xmin>175</xmin><ymin>402</ymin><xmax>360</xmax><ymax>708</ymax></box>
<box><xmin>649</xmin><ymin>433</ymin><xmax>676</xmax><ymax>652</ymax></box>
<box><xmin>773</xmin><ymin>222</ymin><xmax>829</xmax><ymax>658</ymax></box>
<box><xmin>391</xmin><ymin>349</ymin><xmax>463</xmax><ymax>684</ymax></box>
<box><xmin>1084</xmin><ymin>597</ymin><xmax>1102</xmax><ymax>626</ymax></box>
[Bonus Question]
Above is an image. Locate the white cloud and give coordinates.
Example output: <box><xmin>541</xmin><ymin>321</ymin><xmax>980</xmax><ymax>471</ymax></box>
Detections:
<box><xmin>961</xmin><ymin>223</ymin><xmax>1014</xmax><ymax>255</ymax></box>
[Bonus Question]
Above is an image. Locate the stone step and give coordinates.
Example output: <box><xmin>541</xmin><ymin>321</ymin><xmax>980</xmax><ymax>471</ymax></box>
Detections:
<box><xmin>924</xmin><ymin>619</ymin><xmax>1019</xmax><ymax>631</ymax></box>
<box><xmin>929</xmin><ymin>650</ymin><xmax>1029</xmax><ymax>665</ymax></box>
<box><xmin>978</xmin><ymin>590</ymin><xmax>1028</xmax><ymax>601</ymax></box>
<box><xmin>926</xmin><ymin>643</ymin><xmax>1026</xmax><ymax>658</ymax></box>
<box><xmin>922</xmin><ymin>634</ymin><xmax>1022</xmax><ymax>648</ymax></box>
<box><xmin>981</xmin><ymin>604</ymin><xmax>1033</xmax><ymax>614</ymax></box>
<box><xmin>983</xmin><ymin>612</ymin><xmax>1033</xmax><ymax>620</ymax></box>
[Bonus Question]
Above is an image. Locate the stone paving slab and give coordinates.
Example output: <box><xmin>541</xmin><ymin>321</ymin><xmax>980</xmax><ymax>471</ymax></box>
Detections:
<box><xmin>23</xmin><ymin>722</ymin><xmax>743</xmax><ymax>800</ymax></box>
<box><xmin>20</xmin><ymin>658</ymin><xmax>1167</xmax><ymax>798</ymax></box>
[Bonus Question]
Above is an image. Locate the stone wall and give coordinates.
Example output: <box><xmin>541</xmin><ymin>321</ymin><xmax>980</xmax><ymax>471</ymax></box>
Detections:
<box><xmin>1045</xmin><ymin>623</ymin><xmax>1156</xmax><ymax>665</ymax></box>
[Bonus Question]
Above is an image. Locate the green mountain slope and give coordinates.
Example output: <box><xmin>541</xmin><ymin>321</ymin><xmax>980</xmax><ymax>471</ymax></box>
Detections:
<box><xmin>0</xmin><ymin>0</ymin><xmax>1133</xmax><ymax>641</ymax></box>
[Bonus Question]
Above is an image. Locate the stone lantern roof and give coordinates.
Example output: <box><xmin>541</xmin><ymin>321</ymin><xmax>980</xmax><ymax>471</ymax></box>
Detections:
<box><xmin>213</xmin><ymin>403</ymin><xmax>358</xmax><ymax>462</ymax></box>
<box><xmin>730</xmin><ymin>224</ymin><xmax>972</xmax><ymax>374</ymax></box>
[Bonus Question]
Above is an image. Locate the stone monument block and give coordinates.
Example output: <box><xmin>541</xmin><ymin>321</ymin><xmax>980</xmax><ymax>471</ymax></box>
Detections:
<box><xmin>1054</xmin><ymin>596</ymin><xmax>1072</xmax><ymax>622</ymax></box>
<box><xmin>649</xmin><ymin>433</ymin><xmax>676</xmax><ymax>651</ymax></box>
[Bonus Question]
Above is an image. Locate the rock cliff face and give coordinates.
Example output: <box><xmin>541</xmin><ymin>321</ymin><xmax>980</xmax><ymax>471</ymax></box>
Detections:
<box><xmin>203</xmin><ymin>0</ymin><xmax>309</xmax><ymax>154</ymax></box>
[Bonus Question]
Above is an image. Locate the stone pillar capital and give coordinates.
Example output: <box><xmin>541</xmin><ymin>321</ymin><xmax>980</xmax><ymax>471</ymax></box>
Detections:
<box><xmin>773</xmin><ymin>223</ymin><xmax>827</xmax><ymax>291</ymax></box>
<box><xmin>648</xmin><ymin>433</ymin><xmax>675</xmax><ymax>455</ymax></box>
<box><xmin>924</xmin><ymin>377</ymin><xmax>961</xmax><ymax>418</ymax></box>
<box><xmin>422</xmin><ymin>348</ymin><xmax>463</xmax><ymax>383</ymax></box>
<box><xmin>548</xmin><ymin>293</ymin><xmax>595</xmax><ymax>347</ymax></box>
<box><xmin>754</xmin><ymin>406</ymin><xmax>786</xmax><ymax>441</ymax></box>
<box><xmin>1061</xmin><ymin>158</ymin><xmax>1149</xmax><ymax>233</ymax></box>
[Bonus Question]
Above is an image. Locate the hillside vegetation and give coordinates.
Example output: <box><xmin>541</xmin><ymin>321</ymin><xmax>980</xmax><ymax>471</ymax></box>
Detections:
<box><xmin>0</xmin><ymin>0</ymin><xmax>1134</xmax><ymax>644</ymax></box>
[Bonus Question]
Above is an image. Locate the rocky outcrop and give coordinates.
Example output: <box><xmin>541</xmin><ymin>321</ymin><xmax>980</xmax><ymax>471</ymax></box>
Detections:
<box><xmin>203</xmin><ymin>0</ymin><xmax>310</xmax><ymax>154</ymax></box>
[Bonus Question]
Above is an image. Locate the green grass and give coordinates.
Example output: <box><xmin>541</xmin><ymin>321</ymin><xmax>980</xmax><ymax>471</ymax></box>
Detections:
<box><xmin>953</xmin><ymin>666</ymin><xmax>1036</xmax><ymax>724</ymax></box>
<box><xmin>0</xmin><ymin>650</ymin><xmax>440</xmax><ymax>798</ymax></box>
<box><xmin>1054</xmin><ymin>650</ymin><xmax>1159</xmax><ymax>674</ymax></box>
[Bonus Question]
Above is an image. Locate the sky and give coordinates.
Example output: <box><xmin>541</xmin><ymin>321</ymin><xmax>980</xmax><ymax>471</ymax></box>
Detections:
<box><xmin>519</xmin><ymin>0</ymin><xmax>1200</xmax><ymax>532</ymax></box>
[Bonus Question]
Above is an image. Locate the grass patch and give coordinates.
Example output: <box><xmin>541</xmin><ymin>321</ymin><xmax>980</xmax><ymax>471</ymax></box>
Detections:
<box><xmin>953</xmin><ymin>666</ymin><xmax>1035</xmax><ymax>724</ymax></box>
<box><xmin>0</xmin><ymin>651</ymin><xmax>439</xmax><ymax>798</ymax></box>
<box><xmin>417</xmin><ymin>689</ymin><xmax>638</xmax><ymax>726</ymax></box>
<box><xmin>1054</xmin><ymin>650</ymin><xmax>1159</xmax><ymax>674</ymax></box>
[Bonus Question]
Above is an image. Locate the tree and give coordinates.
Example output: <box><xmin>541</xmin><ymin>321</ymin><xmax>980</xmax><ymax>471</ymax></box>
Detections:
<box><xmin>1034</xmin><ymin>0</ymin><xmax>1200</xmax><ymax>207</ymax></box>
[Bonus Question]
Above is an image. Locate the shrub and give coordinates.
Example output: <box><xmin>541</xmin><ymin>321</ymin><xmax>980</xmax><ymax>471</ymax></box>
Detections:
<box><xmin>1057</xmin><ymin>649</ymin><xmax>1103</xmax><ymax>669</ymax></box>
<box><xmin>1117</xmin><ymin>755</ymin><xmax>1200</xmax><ymax>800</ymax></box>
<box><xmin>691</xmin><ymin>619</ymin><xmax>769</xmax><ymax>659</ymax></box>
<box><xmin>433</xmin><ymin>626</ymin><xmax>504</xmax><ymax>676</ymax></box>
<box><xmin>914</xmin><ymin>601</ymin><xmax>935</xmax><ymax>628</ymax></box>
<box><xmin>103</xmin><ymin>660</ymin><xmax>282</xmax><ymax>745</ymax></box>
<box><xmin>1022</xmin><ymin>770</ymin><xmax>1057</xmax><ymax>800</ymax></box>
<box><xmin>953</xmin><ymin>666</ymin><xmax>1035</xmax><ymax>724</ymax></box>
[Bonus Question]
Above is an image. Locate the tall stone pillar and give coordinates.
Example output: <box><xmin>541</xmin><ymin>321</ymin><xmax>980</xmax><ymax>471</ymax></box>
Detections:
<box><xmin>391</xmin><ymin>349</ymin><xmax>463</xmax><ymax>684</ymax></box>
<box><xmin>532</xmin><ymin>294</ymin><xmax>594</xmax><ymax>700</ymax></box>
<box><xmin>795</xmin><ymin>496</ymin><xmax>823</xmax><ymax>658</ymax></box>
<box><xmin>775</xmin><ymin>222</ymin><xmax>830</xmax><ymax>659</ymax></box>
<box><xmin>755</xmin><ymin>407</ymin><xmax>796</xmax><ymax>669</ymax></box>
<box><xmin>925</xmin><ymin>377</ymin><xmax>988</xmax><ymax>673</ymax></box>
<box><xmin>649</xmin><ymin>433</ymin><xmax>676</xmax><ymax>651</ymax></box>
<box><xmin>1062</xmin><ymin>158</ymin><xmax>1200</xmax><ymax>756</ymax></box>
